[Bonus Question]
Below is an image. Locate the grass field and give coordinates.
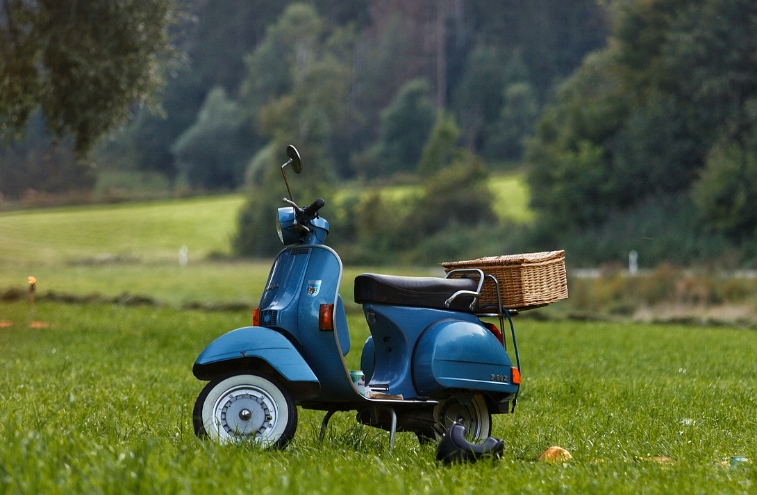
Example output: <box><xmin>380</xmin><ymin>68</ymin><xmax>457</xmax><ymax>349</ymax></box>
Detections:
<box><xmin>1</xmin><ymin>192</ymin><xmax>756</xmax><ymax>492</ymax></box>
<box><xmin>0</xmin><ymin>195</ymin><xmax>246</xmax><ymax>265</ymax></box>
<box><xmin>0</xmin><ymin>301</ymin><xmax>755</xmax><ymax>493</ymax></box>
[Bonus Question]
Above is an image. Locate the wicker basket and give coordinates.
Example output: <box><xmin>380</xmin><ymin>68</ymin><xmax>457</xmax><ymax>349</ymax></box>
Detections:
<box><xmin>442</xmin><ymin>250</ymin><xmax>568</xmax><ymax>310</ymax></box>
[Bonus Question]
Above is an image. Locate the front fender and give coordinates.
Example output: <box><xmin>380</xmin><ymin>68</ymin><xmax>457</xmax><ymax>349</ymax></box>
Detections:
<box><xmin>193</xmin><ymin>326</ymin><xmax>319</xmax><ymax>388</ymax></box>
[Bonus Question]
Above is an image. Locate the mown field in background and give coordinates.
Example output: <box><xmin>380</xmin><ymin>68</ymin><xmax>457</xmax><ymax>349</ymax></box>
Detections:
<box><xmin>3</xmin><ymin>181</ymin><xmax>757</xmax><ymax>326</ymax></box>
<box><xmin>0</xmin><ymin>301</ymin><xmax>755</xmax><ymax>493</ymax></box>
<box><xmin>0</xmin><ymin>175</ymin><xmax>530</xmax><ymax>306</ymax></box>
<box><xmin>0</xmin><ymin>195</ymin><xmax>246</xmax><ymax>265</ymax></box>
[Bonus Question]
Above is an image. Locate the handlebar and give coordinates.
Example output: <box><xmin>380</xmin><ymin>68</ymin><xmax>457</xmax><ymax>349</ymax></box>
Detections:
<box><xmin>302</xmin><ymin>198</ymin><xmax>325</xmax><ymax>218</ymax></box>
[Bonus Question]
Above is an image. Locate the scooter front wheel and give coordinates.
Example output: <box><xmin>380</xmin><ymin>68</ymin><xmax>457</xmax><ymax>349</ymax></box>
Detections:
<box><xmin>193</xmin><ymin>373</ymin><xmax>297</xmax><ymax>448</ymax></box>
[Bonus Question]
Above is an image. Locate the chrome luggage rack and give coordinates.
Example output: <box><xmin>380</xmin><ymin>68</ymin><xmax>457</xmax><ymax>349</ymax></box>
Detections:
<box><xmin>443</xmin><ymin>268</ymin><xmax>521</xmax><ymax>373</ymax></box>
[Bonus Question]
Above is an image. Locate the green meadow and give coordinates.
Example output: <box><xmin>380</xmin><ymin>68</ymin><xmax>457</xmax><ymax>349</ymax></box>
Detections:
<box><xmin>0</xmin><ymin>195</ymin><xmax>246</xmax><ymax>264</ymax></box>
<box><xmin>1</xmin><ymin>186</ymin><xmax>756</xmax><ymax>493</ymax></box>
<box><xmin>1</xmin><ymin>302</ymin><xmax>755</xmax><ymax>493</ymax></box>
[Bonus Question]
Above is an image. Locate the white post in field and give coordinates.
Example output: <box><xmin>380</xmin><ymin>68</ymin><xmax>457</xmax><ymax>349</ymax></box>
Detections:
<box><xmin>629</xmin><ymin>250</ymin><xmax>638</xmax><ymax>276</ymax></box>
<box><xmin>179</xmin><ymin>245</ymin><xmax>189</xmax><ymax>267</ymax></box>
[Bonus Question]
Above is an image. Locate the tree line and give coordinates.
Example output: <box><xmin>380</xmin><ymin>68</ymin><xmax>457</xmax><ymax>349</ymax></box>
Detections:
<box><xmin>2</xmin><ymin>0</ymin><xmax>606</xmax><ymax>192</ymax></box>
<box><xmin>526</xmin><ymin>0</ymin><xmax>757</xmax><ymax>266</ymax></box>
<box><xmin>3</xmin><ymin>0</ymin><xmax>757</xmax><ymax>266</ymax></box>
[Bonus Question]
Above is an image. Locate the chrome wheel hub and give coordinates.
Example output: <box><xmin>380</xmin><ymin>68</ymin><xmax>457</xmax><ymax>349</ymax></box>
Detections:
<box><xmin>439</xmin><ymin>401</ymin><xmax>481</xmax><ymax>439</ymax></box>
<box><xmin>215</xmin><ymin>387</ymin><xmax>277</xmax><ymax>438</ymax></box>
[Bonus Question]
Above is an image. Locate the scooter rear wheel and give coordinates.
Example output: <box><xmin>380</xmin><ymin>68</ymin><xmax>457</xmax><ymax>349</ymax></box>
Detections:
<box><xmin>193</xmin><ymin>373</ymin><xmax>297</xmax><ymax>449</ymax></box>
<box><xmin>434</xmin><ymin>395</ymin><xmax>491</xmax><ymax>443</ymax></box>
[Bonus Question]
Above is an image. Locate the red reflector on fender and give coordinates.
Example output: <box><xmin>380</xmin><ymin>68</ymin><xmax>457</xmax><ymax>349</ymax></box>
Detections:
<box><xmin>483</xmin><ymin>321</ymin><xmax>504</xmax><ymax>345</ymax></box>
<box><xmin>252</xmin><ymin>308</ymin><xmax>260</xmax><ymax>326</ymax></box>
<box><xmin>319</xmin><ymin>304</ymin><xmax>334</xmax><ymax>331</ymax></box>
<box><xmin>511</xmin><ymin>366</ymin><xmax>521</xmax><ymax>385</ymax></box>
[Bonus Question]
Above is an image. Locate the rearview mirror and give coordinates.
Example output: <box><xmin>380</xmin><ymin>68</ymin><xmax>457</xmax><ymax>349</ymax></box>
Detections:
<box><xmin>286</xmin><ymin>145</ymin><xmax>302</xmax><ymax>174</ymax></box>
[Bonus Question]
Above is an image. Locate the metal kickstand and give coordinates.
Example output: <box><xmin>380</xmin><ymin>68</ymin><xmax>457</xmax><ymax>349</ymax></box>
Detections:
<box><xmin>319</xmin><ymin>407</ymin><xmax>397</xmax><ymax>453</ymax></box>
<box><xmin>319</xmin><ymin>410</ymin><xmax>336</xmax><ymax>442</ymax></box>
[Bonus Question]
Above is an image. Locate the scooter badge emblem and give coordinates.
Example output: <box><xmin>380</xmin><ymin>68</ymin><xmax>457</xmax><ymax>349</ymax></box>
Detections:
<box><xmin>307</xmin><ymin>280</ymin><xmax>321</xmax><ymax>297</ymax></box>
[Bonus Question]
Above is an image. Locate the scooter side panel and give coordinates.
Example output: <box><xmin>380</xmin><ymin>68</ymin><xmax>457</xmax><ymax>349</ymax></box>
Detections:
<box><xmin>258</xmin><ymin>246</ymin><xmax>350</xmax><ymax>356</ymax></box>
<box><xmin>294</xmin><ymin>246</ymin><xmax>358</xmax><ymax>399</ymax></box>
<box><xmin>258</xmin><ymin>248</ymin><xmax>311</xmax><ymax>342</ymax></box>
<box><xmin>193</xmin><ymin>326</ymin><xmax>318</xmax><ymax>384</ymax></box>
<box><xmin>413</xmin><ymin>320</ymin><xmax>518</xmax><ymax>396</ymax></box>
<box><xmin>360</xmin><ymin>304</ymin><xmax>482</xmax><ymax>399</ymax></box>
<box><xmin>255</xmin><ymin>245</ymin><xmax>359</xmax><ymax>403</ymax></box>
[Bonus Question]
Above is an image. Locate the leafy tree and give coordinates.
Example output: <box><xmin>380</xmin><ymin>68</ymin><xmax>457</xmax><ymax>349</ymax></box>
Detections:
<box><xmin>452</xmin><ymin>44</ymin><xmax>508</xmax><ymax>150</ymax></box>
<box><xmin>171</xmin><ymin>87</ymin><xmax>251</xmax><ymax>189</ymax></box>
<box><xmin>349</xmin><ymin>14</ymin><xmax>416</xmax><ymax>149</ymax></box>
<box><xmin>609</xmin><ymin>90</ymin><xmax>704</xmax><ymax>200</ymax></box>
<box><xmin>529</xmin><ymin>137</ymin><xmax>614</xmax><ymax>230</ymax></box>
<box><xmin>526</xmin><ymin>49</ymin><xmax>627</xmax><ymax>232</ymax></box>
<box><xmin>256</xmin><ymin>55</ymin><xmax>354</xmax><ymax>179</ymax></box>
<box><xmin>357</xmin><ymin>79</ymin><xmax>436</xmax><ymax>177</ymax></box>
<box><xmin>0</xmin><ymin>0</ymin><xmax>177</xmax><ymax>157</ymax></box>
<box><xmin>347</xmin><ymin>190</ymin><xmax>415</xmax><ymax>262</ymax></box>
<box><xmin>183</xmin><ymin>1</ymin><xmax>290</xmax><ymax>94</ymax></box>
<box><xmin>90</xmin><ymin>1</ymin><xmax>284</xmax><ymax>185</ymax></box>
<box><xmin>234</xmin><ymin>145</ymin><xmax>331</xmax><ymax>257</ymax></box>
<box><xmin>186</xmin><ymin>0</ymin><xmax>368</xmax><ymax>93</ymax></box>
<box><xmin>462</xmin><ymin>0</ymin><xmax>609</xmax><ymax>100</ymax></box>
<box><xmin>95</xmin><ymin>0</ymin><xmax>367</xmax><ymax>184</ymax></box>
<box><xmin>344</xmin><ymin>155</ymin><xmax>497</xmax><ymax>264</ymax></box>
<box><xmin>0</xmin><ymin>112</ymin><xmax>95</xmax><ymax>198</ymax></box>
<box><xmin>235</xmin><ymin>4</ymin><xmax>359</xmax><ymax>256</ymax></box>
<box><xmin>240</xmin><ymin>4</ymin><xmax>326</xmax><ymax>117</ymax></box>
<box><xmin>95</xmin><ymin>66</ymin><xmax>207</xmax><ymax>184</ymax></box>
<box><xmin>412</xmin><ymin>157</ymin><xmax>496</xmax><ymax>237</ymax></box>
<box><xmin>244</xmin><ymin>142</ymin><xmax>277</xmax><ymax>186</ymax></box>
<box><xmin>450</xmin><ymin>44</ymin><xmax>541</xmax><ymax>163</ymax></box>
<box><xmin>609</xmin><ymin>0</ymin><xmax>757</xmax><ymax>183</ymax></box>
<box><xmin>233</xmin><ymin>165</ymin><xmax>289</xmax><ymax>258</ymax></box>
<box><xmin>526</xmin><ymin>0</ymin><xmax>757</xmax><ymax>241</ymax></box>
<box><xmin>692</xmin><ymin>137</ymin><xmax>757</xmax><ymax>240</ymax></box>
<box><xmin>417</xmin><ymin>111</ymin><xmax>462</xmax><ymax>176</ymax></box>
<box><xmin>485</xmin><ymin>81</ymin><xmax>540</xmax><ymax>162</ymax></box>
<box><xmin>240</xmin><ymin>4</ymin><xmax>356</xmax><ymax>178</ymax></box>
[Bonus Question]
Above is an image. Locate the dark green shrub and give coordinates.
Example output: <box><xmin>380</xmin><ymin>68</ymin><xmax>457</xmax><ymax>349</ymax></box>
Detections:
<box><xmin>552</xmin><ymin>195</ymin><xmax>734</xmax><ymax>268</ymax></box>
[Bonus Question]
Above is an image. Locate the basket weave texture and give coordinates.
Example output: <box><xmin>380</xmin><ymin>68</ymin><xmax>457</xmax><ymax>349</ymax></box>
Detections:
<box><xmin>442</xmin><ymin>250</ymin><xmax>568</xmax><ymax>310</ymax></box>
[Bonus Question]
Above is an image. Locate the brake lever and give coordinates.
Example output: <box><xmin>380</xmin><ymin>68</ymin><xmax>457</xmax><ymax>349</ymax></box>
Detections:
<box><xmin>282</xmin><ymin>198</ymin><xmax>311</xmax><ymax>232</ymax></box>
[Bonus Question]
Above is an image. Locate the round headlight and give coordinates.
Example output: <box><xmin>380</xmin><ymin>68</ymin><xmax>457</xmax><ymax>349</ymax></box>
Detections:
<box><xmin>277</xmin><ymin>207</ymin><xmax>298</xmax><ymax>245</ymax></box>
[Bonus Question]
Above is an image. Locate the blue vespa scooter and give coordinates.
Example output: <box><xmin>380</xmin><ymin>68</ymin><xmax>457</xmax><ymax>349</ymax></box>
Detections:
<box><xmin>192</xmin><ymin>145</ymin><xmax>522</xmax><ymax>450</ymax></box>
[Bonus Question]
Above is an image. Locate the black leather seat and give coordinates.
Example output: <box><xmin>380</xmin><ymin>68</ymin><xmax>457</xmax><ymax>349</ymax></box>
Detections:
<box><xmin>354</xmin><ymin>273</ymin><xmax>478</xmax><ymax>312</ymax></box>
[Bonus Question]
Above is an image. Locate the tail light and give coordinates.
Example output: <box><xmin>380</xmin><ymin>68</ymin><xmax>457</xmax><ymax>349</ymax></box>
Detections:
<box><xmin>482</xmin><ymin>321</ymin><xmax>504</xmax><ymax>345</ymax></box>
<box><xmin>319</xmin><ymin>304</ymin><xmax>334</xmax><ymax>331</ymax></box>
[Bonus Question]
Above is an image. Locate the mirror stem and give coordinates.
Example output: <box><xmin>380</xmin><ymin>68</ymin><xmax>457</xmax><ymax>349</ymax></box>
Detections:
<box><xmin>281</xmin><ymin>159</ymin><xmax>295</xmax><ymax>202</ymax></box>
